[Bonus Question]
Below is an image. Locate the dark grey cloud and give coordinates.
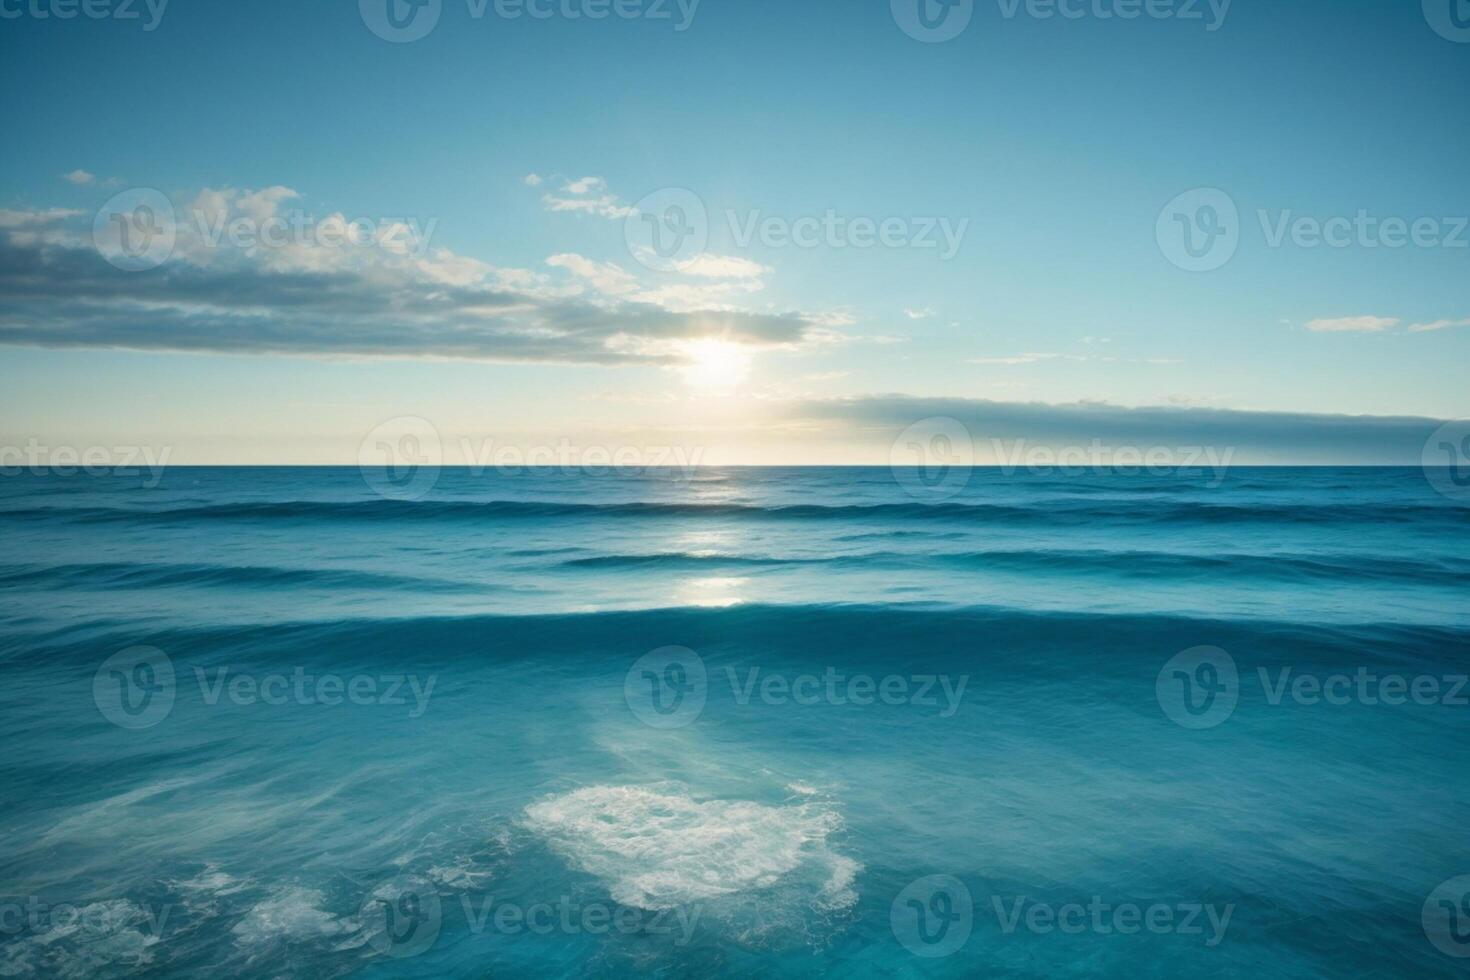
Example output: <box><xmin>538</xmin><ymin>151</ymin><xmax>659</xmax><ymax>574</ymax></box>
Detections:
<box><xmin>789</xmin><ymin>395</ymin><xmax>1452</xmax><ymax>463</ymax></box>
<box><xmin>0</xmin><ymin>234</ymin><xmax>815</xmax><ymax>364</ymax></box>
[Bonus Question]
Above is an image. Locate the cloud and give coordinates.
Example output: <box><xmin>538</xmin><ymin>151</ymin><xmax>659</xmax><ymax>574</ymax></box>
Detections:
<box><xmin>541</xmin><ymin>192</ymin><xmax>636</xmax><ymax>220</ymax></box>
<box><xmin>539</xmin><ymin>175</ymin><xmax>635</xmax><ymax>220</ymax></box>
<box><xmin>523</xmin><ymin>174</ymin><xmax>544</xmax><ymax>186</ymax></box>
<box><xmin>970</xmin><ymin>352</ymin><xmax>1062</xmax><ymax>365</ymax></box>
<box><xmin>1407</xmin><ymin>317</ymin><xmax>1470</xmax><ymax>333</ymax></box>
<box><xmin>785</xmin><ymin>395</ymin><xmax>1451</xmax><ymax>464</ymax></box>
<box><xmin>1305</xmin><ymin>316</ymin><xmax>1399</xmax><ymax>333</ymax></box>
<box><xmin>564</xmin><ymin>176</ymin><xmax>607</xmax><ymax>195</ymax></box>
<box><xmin>904</xmin><ymin>308</ymin><xmax>934</xmax><ymax>320</ymax></box>
<box><xmin>546</xmin><ymin>252</ymin><xmax>640</xmax><ymax>297</ymax></box>
<box><xmin>968</xmin><ymin>352</ymin><xmax>1181</xmax><ymax>366</ymax></box>
<box><xmin>0</xmin><ymin>208</ymin><xmax>83</xmax><ymax>228</ymax></box>
<box><xmin>0</xmin><ymin>199</ymin><xmax>825</xmax><ymax>367</ymax></box>
<box><xmin>62</xmin><ymin>169</ymin><xmax>96</xmax><ymax>185</ymax></box>
<box><xmin>680</xmin><ymin>253</ymin><xmax>769</xmax><ymax>280</ymax></box>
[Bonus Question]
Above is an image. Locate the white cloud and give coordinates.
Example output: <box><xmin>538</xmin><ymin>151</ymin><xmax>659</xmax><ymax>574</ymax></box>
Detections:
<box><xmin>546</xmin><ymin>252</ymin><xmax>640</xmax><ymax>296</ymax></box>
<box><xmin>0</xmin><ymin>208</ymin><xmax>83</xmax><ymax>228</ymax></box>
<box><xmin>564</xmin><ymin>176</ymin><xmax>606</xmax><ymax>195</ymax></box>
<box><xmin>1305</xmin><ymin>316</ymin><xmax>1399</xmax><ymax>333</ymax></box>
<box><xmin>523</xmin><ymin>174</ymin><xmax>544</xmax><ymax>186</ymax></box>
<box><xmin>904</xmin><ymin>307</ymin><xmax>934</xmax><ymax>320</ymax></box>
<box><xmin>62</xmin><ymin>169</ymin><xmax>96</xmax><ymax>185</ymax></box>
<box><xmin>541</xmin><ymin>192</ymin><xmax>636</xmax><ymax>220</ymax></box>
<box><xmin>680</xmin><ymin>253</ymin><xmax>769</xmax><ymax>280</ymax></box>
<box><xmin>1407</xmin><ymin>317</ymin><xmax>1470</xmax><ymax>333</ymax></box>
<box><xmin>969</xmin><ymin>353</ymin><xmax>1060</xmax><ymax>365</ymax></box>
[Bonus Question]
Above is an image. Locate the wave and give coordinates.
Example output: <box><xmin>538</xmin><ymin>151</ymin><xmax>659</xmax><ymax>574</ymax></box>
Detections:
<box><xmin>0</xmin><ymin>561</ymin><xmax>478</xmax><ymax>593</ymax></box>
<box><xmin>3</xmin><ymin>497</ymin><xmax>1464</xmax><ymax>526</ymax></box>
<box><xmin>9</xmin><ymin>603</ymin><xmax>1466</xmax><ymax>675</ymax></box>
<box><xmin>556</xmin><ymin>548</ymin><xmax>1470</xmax><ymax>586</ymax></box>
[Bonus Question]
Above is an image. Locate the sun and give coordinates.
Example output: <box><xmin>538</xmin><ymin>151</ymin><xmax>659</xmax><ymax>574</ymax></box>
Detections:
<box><xmin>680</xmin><ymin>339</ymin><xmax>751</xmax><ymax>390</ymax></box>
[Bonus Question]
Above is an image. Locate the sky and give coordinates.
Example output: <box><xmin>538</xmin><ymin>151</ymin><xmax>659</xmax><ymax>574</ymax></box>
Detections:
<box><xmin>0</xmin><ymin>0</ymin><xmax>1467</xmax><ymax>465</ymax></box>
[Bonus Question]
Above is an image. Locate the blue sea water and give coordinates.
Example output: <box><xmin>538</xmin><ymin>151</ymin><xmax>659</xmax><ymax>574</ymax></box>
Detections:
<box><xmin>1</xmin><ymin>467</ymin><xmax>1468</xmax><ymax>977</ymax></box>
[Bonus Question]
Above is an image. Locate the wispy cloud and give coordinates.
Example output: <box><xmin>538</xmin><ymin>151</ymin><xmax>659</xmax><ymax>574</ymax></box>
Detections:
<box><xmin>0</xmin><ymin>194</ymin><xmax>826</xmax><ymax>367</ymax></box>
<box><xmin>539</xmin><ymin>174</ymin><xmax>636</xmax><ymax>220</ymax></box>
<box><xmin>62</xmin><ymin>169</ymin><xmax>96</xmax><ymax>186</ymax></box>
<box><xmin>1407</xmin><ymin>317</ymin><xmax>1470</xmax><ymax>333</ymax></box>
<box><xmin>1305</xmin><ymin>316</ymin><xmax>1399</xmax><ymax>333</ymax></box>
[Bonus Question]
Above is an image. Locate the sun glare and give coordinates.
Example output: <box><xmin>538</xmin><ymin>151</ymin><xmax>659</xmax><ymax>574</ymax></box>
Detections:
<box><xmin>680</xmin><ymin>339</ymin><xmax>751</xmax><ymax>390</ymax></box>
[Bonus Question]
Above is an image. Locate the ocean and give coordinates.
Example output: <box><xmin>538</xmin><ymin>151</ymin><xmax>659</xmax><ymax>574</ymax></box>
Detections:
<box><xmin>1</xmin><ymin>466</ymin><xmax>1467</xmax><ymax>977</ymax></box>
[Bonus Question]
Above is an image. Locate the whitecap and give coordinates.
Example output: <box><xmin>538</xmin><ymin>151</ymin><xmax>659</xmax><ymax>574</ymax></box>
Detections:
<box><xmin>0</xmin><ymin>900</ymin><xmax>162</xmax><ymax>978</ymax></box>
<box><xmin>523</xmin><ymin>785</ymin><xmax>861</xmax><ymax>913</ymax></box>
<box><xmin>230</xmin><ymin>887</ymin><xmax>350</xmax><ymax>948</ymax></box>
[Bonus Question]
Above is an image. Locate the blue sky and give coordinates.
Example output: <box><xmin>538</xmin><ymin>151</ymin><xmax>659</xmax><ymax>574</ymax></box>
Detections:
<box><xmin>1</xmin><ymin>0</ymin><xmax>1467</xmax><ymax>463</ymax></box>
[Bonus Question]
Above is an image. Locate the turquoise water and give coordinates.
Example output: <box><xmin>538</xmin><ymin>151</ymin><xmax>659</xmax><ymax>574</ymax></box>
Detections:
<box><xmin>1</xmin><ymin>468</ymin><xmax>1468</xmax><ymax>977</ymax></box>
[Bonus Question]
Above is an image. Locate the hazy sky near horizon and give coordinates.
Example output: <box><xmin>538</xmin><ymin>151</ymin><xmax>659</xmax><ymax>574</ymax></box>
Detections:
<box><xmin>1</xmin><ymin>0</ymin><xmax>1467</xmax><ymax>464</ymax></box>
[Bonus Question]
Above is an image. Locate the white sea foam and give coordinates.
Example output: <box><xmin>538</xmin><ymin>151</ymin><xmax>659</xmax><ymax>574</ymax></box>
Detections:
<box><xmin>523</xmin><ymin>785</ymin><xmax>860</xmax><ymax>912</ymax></box>
<box><xmin>0</xmin><ymin>900</ymin><xmax>162</xmax><ymax>978</ymax></box>
<box><xmin>230</xmin><ymin>887</ymin><xmax>350</xmax><ymax>948</ymax></box>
